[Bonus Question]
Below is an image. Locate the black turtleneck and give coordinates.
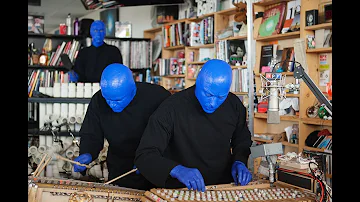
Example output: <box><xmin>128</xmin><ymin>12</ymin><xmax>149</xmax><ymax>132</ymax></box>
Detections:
<box><xmin>74</xmin><ymin>43</ymin><xmax>123</xmax><ymax>83</ymax></box>
<box><xmin>135</xmin><ymin>85</ymin><xmax>252</xmax><ymax>189</ymax></box>
<box><xmin>79</xmin><ymin>82</ymin><xmax>171</xmax><ymax>190</ymax></box>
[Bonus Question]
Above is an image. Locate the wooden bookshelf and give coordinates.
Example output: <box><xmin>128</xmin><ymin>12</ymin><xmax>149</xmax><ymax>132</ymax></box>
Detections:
<box><xmin>301</xmin><ymin>117</ymin><xmax>332</xmax><ymax>126</ymax></box>
<box><xmin>231</xmin><ymin>92</ymin><xmax>248</xmax><ymax>95</ymax></box>
<box><xmin>188</xmin><ymin>61</ymin><xmax>207</xmax><ymax>65</ymax></box>
<box><xmin>281</xmin><ymin>141</ymin><xmax>299</xmax><ymax>148</ymax></box>
<box><xmin>162</xmin><ymin>74</ymin><xmax>186</xmax><ymax>78</ymax></box>
<box><xmin>303</xmin><ymin>146</ymin><xmax>326</xmax><ymax>153</ymax></box>
<box><xmin>304</xmin><ymin>22</ymin><xmax>332</xmax><ymax>31</ymax></box>
<box><xmin>164</xmin><ymin>45</ymin><xmax>185</xmax><ymax>50</ymax></box>
<box><xmin>188</xmin><ymin>13</ymin><xmax>215</xmax><ymax>22</ymax></box>
<box><xmin>218</xmin><ymin>35</ymin><xmax>248</xmax><ymax>41</ymax></box>
<box><xmin>306</xmin><ymin>47</ymin><xmax>332</xmax><ymax>53</ymax></box>
<box><xmin>252</xmin><ymin>137</ymin><xmax>273</xmax><ymax>143</ymax></box>
<box><xmin>254</xmin><ymin>31</ymin><xmax>300</xmax><ymax>42</ymax></box>
<box><xmin>143</xmin><ymin>26</ymin><xmax>162</xmax><ymax>33</ymax></box>
<box><xmin>187</xmin><ymin>44</ymin><xmax>215</xmax><ymax>49</ymax></box>
<box><xmin>215</xmin><ymin>7</ymin><xmax>238</xmax><ymax>16</ymax></box>
<box><xmin>231</xmin><ymin>65</ymin><xmax>247</xmax><ymax>69</ymax></box>
<box><xmin>187</xmin><ymin>77</ymin><xmax>197</xmax><ymax>81</ymax></box>
<box><xmin>254</xmin><ymin>0</ymin><xmax>292</xmax><ymax>6</ymax></box>
<box><xmin>254</xmin><ymin>113</ymin><xmax>299</xmax><ymax>121</ymax></box>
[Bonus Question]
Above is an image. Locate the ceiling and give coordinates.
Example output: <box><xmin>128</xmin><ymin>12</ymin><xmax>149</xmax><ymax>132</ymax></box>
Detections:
<box><xmin>28</xmin><ymin>0</ymin><xmax>94</xmax><ymax>33</ymax></box>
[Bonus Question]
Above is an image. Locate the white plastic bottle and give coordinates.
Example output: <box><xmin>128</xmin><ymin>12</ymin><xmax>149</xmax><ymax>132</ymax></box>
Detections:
<box><xmin>66</xmin><ymin>13</ymin><xmax>72</xmax><ymax>35</ymax></box>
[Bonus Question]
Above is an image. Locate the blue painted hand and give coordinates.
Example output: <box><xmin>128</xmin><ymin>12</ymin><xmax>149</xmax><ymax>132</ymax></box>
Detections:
<box><xmin>170</xmin><ymin>165</ymin><xmax>206</xmax><ymax>192</ymax></box>
<box><xmin>73</xmin><ymin>153</ymin><xmax>92</xmax><ymax>172</ymax></box>
<box><xmin>100</xmin><ymin>63</ymin><xmax>137</xmax><ymax>113</ymax></box>
<box><xmin>231</xmin><ymin>161</ymin><xmax>252</xmax><ymax>186</ymax></box>
<box><xmin>195</xmin><ymin>59</ymin><xmax>232</xmax><ymax>114</ymax></box>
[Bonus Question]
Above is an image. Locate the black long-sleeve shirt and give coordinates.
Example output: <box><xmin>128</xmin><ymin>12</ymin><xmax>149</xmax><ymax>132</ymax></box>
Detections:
<box><xmin>74</xmin><ymin>43</ymin><xmax>123</xmax><ymax>83</ymax></box>
<box><xmin>79</xmin><ymin>82</ymin><xmax>171</xmax><ymax>190</ymax></box>
<box><xmin>135</xmin><ymin>85</ymin><xmax>252</xmax><ymax>188</ymax></box>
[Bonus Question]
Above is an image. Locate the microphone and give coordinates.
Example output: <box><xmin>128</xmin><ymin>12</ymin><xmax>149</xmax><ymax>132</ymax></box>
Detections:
<box><xmin>259</xmin><ymin>72</ymin><xmax>286</xmax><ymax>124</ymax></box>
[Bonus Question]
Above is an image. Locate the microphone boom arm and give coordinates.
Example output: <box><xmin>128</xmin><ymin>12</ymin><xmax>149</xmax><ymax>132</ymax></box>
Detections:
<box><xmin>293</xmin><ymin>64</ymin><xmax>332</xmax><ymax>116</ymax></box>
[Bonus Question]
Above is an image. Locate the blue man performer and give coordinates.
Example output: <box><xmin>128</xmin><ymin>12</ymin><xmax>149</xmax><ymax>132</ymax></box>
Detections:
<box><xmin>73</xmin><ymin>63</ymin><xmax>171</xmax><ymax>190</ymax></box>
<box><xmin>69</xmin><ymin>20</ymin><xmax>123</xmax><ymax>83</ymax></box>
<box><xmin>135</xmin><ymin>59</ymin><xmax>252</xmax><ymax>192</ymax></box>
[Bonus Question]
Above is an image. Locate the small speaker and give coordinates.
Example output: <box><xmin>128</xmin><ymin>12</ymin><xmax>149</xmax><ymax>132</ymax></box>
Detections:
<box><xmin>305</xmin><ymin>10</ymin><xmax>318</xmax><ymax>26</ymax></box>
<box><xmin>79</xmin><ymin>18</ymin><xmax>94</xmax><ymax>37</ymax></box>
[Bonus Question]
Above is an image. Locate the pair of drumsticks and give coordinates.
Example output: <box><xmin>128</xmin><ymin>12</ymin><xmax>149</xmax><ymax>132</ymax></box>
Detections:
<box><xmin>32</xmin><ymin>152</ymin><xmax>137</xmax><ymax>185</ymax></box>
<box><xmin>31</xmin><ymin>153</ymin><xmax>90</xmax><ymax>177</ymax></box>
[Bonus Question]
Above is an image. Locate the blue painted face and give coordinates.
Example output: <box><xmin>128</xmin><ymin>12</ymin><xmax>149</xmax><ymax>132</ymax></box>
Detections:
<box><xmin>90</xmin><ymin>20</ymin><xmax>105</xmax><ymax>47</ymax></box>
<box><xmin>100</xmin><ymin>63</ymin><xmax>137</xmax><ymax>113</ymax></box>
<box><xmin>195</xmin><ymin>59</ymin><xmax>232</xmax><ymax>114</ymax></box>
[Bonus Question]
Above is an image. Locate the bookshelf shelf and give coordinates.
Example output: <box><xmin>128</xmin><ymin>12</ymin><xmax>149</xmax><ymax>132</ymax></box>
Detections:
<box><xmin>187</xmin><ymin>44</ymin><xmax>215</xmax><ymax>49</ymax></box>
<box><xmin>254</xmin><ymin>0</ymin><xmax>292</xmax><ymax>6</ymax></box>
<box><xmin>231</xmin><ymin>65</ymin><xmax>247</xmax><ymax>69</ymax></box>
<box><xmin>301</xmin><ymin>117</ymin><xmax>332</xmax><ymax>126</ymax></box>
<box><xmin>254</xmin><ymin>113</ymin><xmax>299</xmax><ymax>121</ymax></box>
<box><xmin>215</xmin><ymin>7</ymin><xmax>238</xmax><ymax>16</ymax></box>
<box><xmin>143</xmin><ymin>26</ymin><xmax>162</xmax><ymax>33</ymax></box>
<box><xmin>28</xmin><ymin>97</ymin><xmax>91</xmax><ymax>104</ymax></box>
<box><xmin>164</xmin><ymin>45</ymin><xmax>185</xmax><ymax>50</ymax></box>
<box><xmin>281</xmin><ymin>141</ymin><xmax>299</xmax><ymax>148</ymax></box>
<box><xmin>303</xmin><ymin>146</ymin><xmax>328</xmax><ymax>153</ymax></box>
<box><xmin>162</xmin><ymin>74</ymin><xmax>186</xmax><ymax>78</ymax></box>
<box><xmin>163</xmin><ymin>19</ymin><xmax>189</xmax><ymax>26</ymax></box>
<box><xmin>304</xmin><ymin>22</ymin><xmax>332</xmax><ymax>31</ymax></box>
<box><xmin>252</xmin><ymin>137</ymin><xmax>273</xmax><ymax>143</ymax></box>
<box><xmin>188</xmin><ymin>13</ymin><xmax>215</xmax><ymax>22</ymax></box>
<box><xmin>254</xmin><ymin>31</ymin><xmax>300</xmax><ymax>42</ymax></box>
<box><xmin>187</xmin><ymin>77</ymin><xmax>197</xmax><ymax>80</ymax></box>
<box><xmin>130</xmin><ymin>68</ymin><xmax>151</xmax><ymax>71</ymax></box>
<box><xmin>221</xmin><ymin>35</ymin><xmax>248</xmax><ymax>41</ymax></box>
<box><xmin>232</xmin><ymin>92</ymin><xmax>248</xmax><ymax>95</ymax></box>
<box><xmin>255</xmin><ymin>72</ymin><xmax>294</xmax><ymax>77</ymax></box>
<box><xmin>306</xmin><ymin>47</ymin><xmax>332</xmax><ymax>53</ymax></box>
<box><xmin>28</xmin><ymin>65</ymin><xmax>69</xmax><ymax>71</ymax></box>
<box><xmin>188</xmin><ymin>61</ymin><xmax>207</xmax><ymax>65</ymax></box>
<box><xmin>28</xmin><ymin>33</ymin><xmax>83</xmax><ymax>40</ymax></box>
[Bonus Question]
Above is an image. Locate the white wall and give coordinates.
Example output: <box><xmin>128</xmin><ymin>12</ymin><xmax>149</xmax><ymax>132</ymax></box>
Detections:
<box><xmin>50</xmin><ymin>5</ymin><xmax>154</xmax><ymax>38</ymax></box>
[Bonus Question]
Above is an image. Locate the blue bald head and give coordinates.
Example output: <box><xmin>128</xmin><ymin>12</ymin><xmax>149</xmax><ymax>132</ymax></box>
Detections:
<box><xmin>195</xmin><ymin>59</ymin><xmax>232</xmax><ymax>113</ymax></box>
<box><xmin>100</xmin><ymin>63</ymin><xmax>137</xmax><ymax>113</ymax></box>
<box><xmin>90</xmin><ymin>20</ymin><xmax>105</xmax><ymax>47</ymax></box>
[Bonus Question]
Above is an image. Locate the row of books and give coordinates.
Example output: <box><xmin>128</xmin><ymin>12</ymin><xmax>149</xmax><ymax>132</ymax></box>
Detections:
<box><xmin>189</xmin><ymin>17</ymin><xmax>214</xmax><ymax>46</ymax></box>
<box><xmin>162</xmin><ymin>16</ymin><xmax>215</xmax><ymax>48</ymax></box>
<box><xmin>28</xmin><ymin>69</ymin><xmax>69</xmax><ymax>97</ymax></box>
<box><xmin>231</xmin><ymin>68</ymin><xmax>248</xmax><ymax>93</ymax></box>
<box><xmin>105</xmin><ymin>39</ymin><xmax>151</xmax><ymax>69</ymax></box>
<box><xmin>158</xmin><ymin>58</ymin><xmax>186</xmax><ymax>76</ymax></box>
<box><xmin>312</xmin><ymin>135</ymin><xmax>332</xmax><ymax>151</ymax></box>
<box><xmin>48</xmin><ymin>39</ymin><xmax>81</xmax><ymax>66</ymax></box>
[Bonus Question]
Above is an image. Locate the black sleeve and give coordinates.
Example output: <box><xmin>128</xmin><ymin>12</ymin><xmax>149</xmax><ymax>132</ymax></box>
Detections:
<box><xmin>79</xmin><ymin>94</ymin><xmax>104</xmax><ymax>161</ymax></box>
<box><xmin>112</xmin><ymin>47</ymin><xmax>123</xmax><ymax>64</ymax></box>
<box><xmin>231</xmin><ymin>99</ymin><xmax>252</xmax><ymax>166</ymax></box>
<box><xmin>73</xmin><ymin>48</ymin><xmax>86</xmax><ymax>81</ymax></box>
<box><xmin>135</xmin><ymin>103</ymin><xmax>179</xmax><ymax>188</ymax></box>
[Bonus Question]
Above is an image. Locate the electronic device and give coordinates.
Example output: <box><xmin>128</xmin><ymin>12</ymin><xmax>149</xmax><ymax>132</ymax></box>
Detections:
<box><xmin>259</xmin><ymin>72</ymin><xmax>286</xmax><ymax>124</ymax></box>
<box><xmin>305</xmin><ymin>10</ymin><xmax>318</xmax><ymax>26</ymax></box>
<box><xmin>250</xmin><ymin>143</ymin><xmax>283</xmax><ymax>186</ymax></box>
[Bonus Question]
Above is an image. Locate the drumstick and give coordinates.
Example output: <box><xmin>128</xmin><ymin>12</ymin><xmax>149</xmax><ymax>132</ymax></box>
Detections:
<box><xmin>56</xmin><ymin>154</ymin><xmax>91</xmax><ymax>168</ymax></box>
<box><xmin>32</xmin><ymin>153</ymin><xmax>48</xmax><ymax>176</ymax></box>
<box><xmin>104</xmin><ymin>168</ymin><xmax>138</xmax><ymax>185</ymax></box>
<box><xmin>35</xmin><ymin>156</ymin><xmax>52</xmax><ymax>177</ymax></box>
